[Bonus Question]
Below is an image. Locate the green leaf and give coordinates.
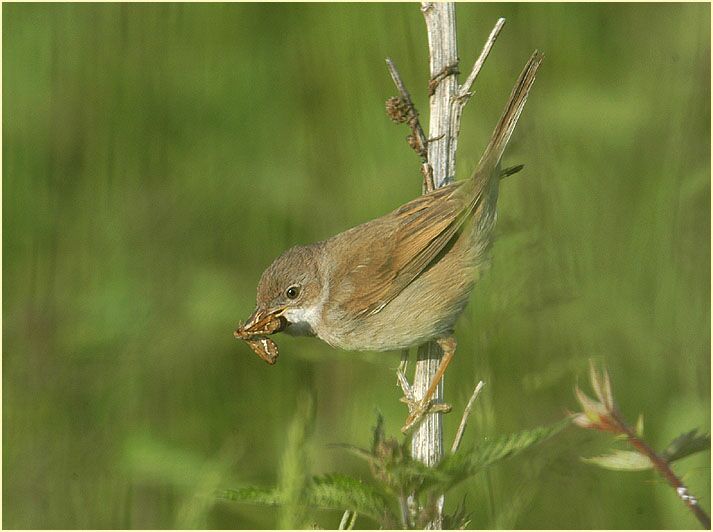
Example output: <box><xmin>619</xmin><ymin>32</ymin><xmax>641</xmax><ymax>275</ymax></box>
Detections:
<box><xmin>277</xmin><ymin>392</ymin><xmax>315</xmax><ymax>529</ymax></box>
<box><xmin>661</xmin><ymin>429</ymin><xmax>711</xmax><ymax>463</ymax></box>
<box><xmin>329</xmin><ymin>443</ymin><xmax>373</xmax><ymax>463</ymax></box>
<box><xmin>465</xmin><ymin>418</ymin><xmax>569</xmax><ymax>468</ymax></box>
<box><xmin>309</xmin><ymin>474</ymin><xmax>394</xmax><ymax>524</ymax></box>
<box><xmin>430</xmin><ymin>418</ymin><xmax>570</xmax><ymax>492</ymax></box>
<box><xmin>383</xmin><ymin>453</ymin><xmax>453</xmax><ymax>495</ymax></box>
<box><xmin>220</xmin><ymin>475</ymin><xmax>396</xmax><ymax>527</ymax></box>
<box><xmin>582</xmin><ymin>450</ymin><xmax>653</xmax><ymax>471</ymax></box>
<box><xmin>218</xmin><ymin>486</ymin><xmax>283</xmax><ymax>506</ymax></box>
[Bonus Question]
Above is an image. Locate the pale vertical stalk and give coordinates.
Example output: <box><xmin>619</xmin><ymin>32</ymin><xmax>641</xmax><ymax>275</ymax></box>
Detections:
<box><xmin>412</xmin><ymin>3</ymin><xmax>459</xmax><ymax>528</ymax></box>
<box><xmin>422</xmin><ymin>2</ymin><xmax>458</xmax><ymax>188</ymax></box>
<box><xmin>398</xmin><ymin>4</ymin><xmax>504</xmax><ymax>527</ymax></box>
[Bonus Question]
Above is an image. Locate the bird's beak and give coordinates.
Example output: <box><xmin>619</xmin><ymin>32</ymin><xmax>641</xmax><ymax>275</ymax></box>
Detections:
<box><xmin>235</xmin><ymin>306</ymin><xmax>287</xmax><ymax>339</ymax></box>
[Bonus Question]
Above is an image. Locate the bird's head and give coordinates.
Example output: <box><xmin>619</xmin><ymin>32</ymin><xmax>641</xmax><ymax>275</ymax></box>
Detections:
<box><xmin>243</xmin><ymin>243</ymin><xmax>325</xmax><ymax>338</ymax></box>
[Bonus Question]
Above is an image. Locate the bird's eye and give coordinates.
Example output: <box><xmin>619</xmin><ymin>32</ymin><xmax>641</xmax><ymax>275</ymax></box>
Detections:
<box><xmin>285</xmin><ymin>285</ymin><xmax>300</xmax><ymax>299</ymax></box>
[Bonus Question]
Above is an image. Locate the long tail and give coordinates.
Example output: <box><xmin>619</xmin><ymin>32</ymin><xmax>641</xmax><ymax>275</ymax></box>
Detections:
<box><xmin>475</xmin><ymin>49</ymin><xmax>544</xmax><ymax>179</ymax></box>
<box><xmin>460</xmin><ymin>50</ymin><xmax>543</xmax><ymax>266</ymax></box>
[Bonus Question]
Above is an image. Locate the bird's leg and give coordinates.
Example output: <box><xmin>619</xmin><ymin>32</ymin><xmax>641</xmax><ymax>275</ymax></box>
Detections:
<box><xmin>401</xmin><ymin>335</ymin><xmax>456</xmax><ymax>433</ymax></box>
<box><xmin>396</xmin><ymin>349</ymin><xmax>409</xmax><ymax>386</ymax></box>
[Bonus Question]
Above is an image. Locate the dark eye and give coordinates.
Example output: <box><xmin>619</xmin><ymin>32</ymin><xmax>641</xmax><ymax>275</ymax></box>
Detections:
<box><xmin>285</xmin><ymin>285</ymin><xmax>300</xmax><ymax>299</ymax></box>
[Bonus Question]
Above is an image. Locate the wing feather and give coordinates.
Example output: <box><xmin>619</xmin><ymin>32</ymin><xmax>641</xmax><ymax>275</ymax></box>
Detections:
<box><xmin>328</xmin><ymin>50</ymin><xmax>543</xmax><ymax>319</ymax></box>
<box><xmin>329</xmin><ymin>180</ymin><xmax>482</xmax><ymax>317</ymax></box>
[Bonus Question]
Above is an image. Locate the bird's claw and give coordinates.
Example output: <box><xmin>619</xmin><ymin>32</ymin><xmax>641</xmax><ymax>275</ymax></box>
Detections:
<box><xmin>400</xmin><ymin>397</ymin><xmax>452</xmax><ymax>433</ymax></box>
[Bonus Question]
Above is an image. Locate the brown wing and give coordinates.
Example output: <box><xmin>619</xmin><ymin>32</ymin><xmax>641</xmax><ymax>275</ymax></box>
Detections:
<box><xmin>329</xmin><ymin>179</ymin><xmax>483</xmax><ymax>317</ymax></box>
<box><xmin>327</xmin><ymin>50</ymin><xmax>544</xmax><ymax>319</ymax></box>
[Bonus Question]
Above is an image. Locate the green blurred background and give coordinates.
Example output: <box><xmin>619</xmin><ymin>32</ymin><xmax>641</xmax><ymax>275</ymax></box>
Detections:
<box><xmin>3</xmin><ymin>2</ymin><xmax>710</xmax><ymax>529</ymax></box>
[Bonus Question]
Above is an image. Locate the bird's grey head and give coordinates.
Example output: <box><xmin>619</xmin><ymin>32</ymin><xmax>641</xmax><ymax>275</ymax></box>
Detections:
<box><xmin>255</xmin><ymin>242</ymin><xmax>325</xmax><ymax>336</ymax></box>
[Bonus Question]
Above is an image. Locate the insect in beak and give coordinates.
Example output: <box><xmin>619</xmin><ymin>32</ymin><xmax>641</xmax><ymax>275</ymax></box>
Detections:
<box><xmin>234</xmin><ymin>307</ymin><xmax>287</xmax><ymax>364</ymax></box>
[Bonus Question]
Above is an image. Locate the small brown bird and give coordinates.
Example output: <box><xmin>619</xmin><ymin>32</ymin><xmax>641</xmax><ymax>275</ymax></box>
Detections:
<box><xmin>236</xmin><ymin>50</ymin><xmax>543</xmax><ymax>431</ymax></box>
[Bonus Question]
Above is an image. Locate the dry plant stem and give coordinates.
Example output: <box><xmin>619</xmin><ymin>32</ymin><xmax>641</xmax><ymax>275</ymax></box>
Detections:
<box><xmin>412</xmin><ymin>3</ymin><xmax>460</xmax><ymax>528</ymax></box>
<box><xmin>451</xmin><ymin>380</ymin><xmax>485</xmax><ymax>453</ymax></box>
<box><xmin>448</xmin><ymin>18</ymin><xmax>505</xmax><ymax>178</ymax></box>
<box><xmin>422</xmin><ymin>1</ymin><xmax>458</xmax><ymax>189</ymax></box>
<box><xmin>457</xmin><ymin>18</ymin><xmax>505</xmax><ymax>100</ymax></box>
<box><xmin>338</xmin><ymin>510</ymin><xmax>352</xmax><ymax>530</ymax></box>
<box><xmin>386</xmin><ymin>4</ymin><xmax>502</xmax><ymax>527</ymax></box>
<box><xmin>385</xmin><ymin>58</ymin><xmax>435</xmax><ymax>193</ymax></box>
<box><xmin>614</xmin><ymin>413</ymin><xmax>711</xmax><ymax>529</ymax></box>
<box><xmin>385</xmin><ymin>58</ymin><xmax>430</xmax><ymax>161</ymax></box>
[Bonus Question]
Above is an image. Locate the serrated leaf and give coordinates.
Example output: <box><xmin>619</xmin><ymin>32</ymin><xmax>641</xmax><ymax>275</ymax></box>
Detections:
<box><xmin>661</xmin><ymin>429</ymin><xmax>711</xmax><ymax>463</ymax></box>
<box><xmin>219</xmin><ymin>475</ymin><xmax>396</xmax><ymax>527</ymax></box>
<box><xmin>309</xmin><ymin>474</ymin><xmax>395</xmax><ymax>525</ymax></box>
<box><xmin>427</xmin><ymin>418</ymin><xmax>570</xmax><ymax>492</ymax></box>
<box><xmin>582</xmin><ymin>450</ymin><xmax>653</xmax><ymax>471</ymax></box>
<box><xmin>278</xmin><ymin>393</ymin><xmax>315</xmax><ymax>529</ymax></box>
<box><xmin>475</xmin><ymin>418</ymin><xmax>569</xmax><ymax>466</ymax></box>
<box><xmin>382</xmin><ymin>453</ymin><xmax>453</xmax><ymax>495</ymax></box>
<box><xmin>329</xmin><ymin>443</ymin><xmax>374</xmax><ymax>463</ymax></box>
<box><xmin>218</xmin><ymin>486</ymin><xmax>283</xmax><ymax>506</ymax></box>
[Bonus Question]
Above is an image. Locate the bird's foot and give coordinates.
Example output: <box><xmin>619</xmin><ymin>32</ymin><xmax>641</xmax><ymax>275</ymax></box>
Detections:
<box><xmin>395</xmin><ymin>349</ymin><xmax>409</xmax><ymax>387</ymax></box>
<box><xmin>400</xmin><ymin>395</ymin><xmax>451</xmax><ymax>433</ymax></box>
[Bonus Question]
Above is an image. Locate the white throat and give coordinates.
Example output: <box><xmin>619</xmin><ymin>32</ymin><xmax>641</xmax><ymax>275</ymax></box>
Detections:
<box><xmin>283</xmin><ymin>306</ymin><xmax>321</xmax><ymax>336</ymax></box>
<box><xmin>282</xmin><ymin>275</ymin><xmax>329</xmax><ymax>337</ymax></box>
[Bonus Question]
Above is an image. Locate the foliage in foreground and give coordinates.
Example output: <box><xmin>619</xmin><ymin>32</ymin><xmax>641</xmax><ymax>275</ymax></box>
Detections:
<box><xmin>218</xmin><ymin>406</ymin><xmax>569</xmax><ymax>529</ymax></box>
<box><xmin>573</xmin><ymin>363</ymin><xmax>710</xmax><ymax>529</ymax></box>
<box><xmin>218</xmin><ymin>361</ymin><xmax>711</xmax><ymax>529</ymax></box>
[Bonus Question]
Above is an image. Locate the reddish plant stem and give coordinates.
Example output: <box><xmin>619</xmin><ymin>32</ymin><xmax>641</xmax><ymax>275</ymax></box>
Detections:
<box><xmin>613</xmin><ymin>412</ymin><xmax>711</xmax><ymax>529</ymax></box>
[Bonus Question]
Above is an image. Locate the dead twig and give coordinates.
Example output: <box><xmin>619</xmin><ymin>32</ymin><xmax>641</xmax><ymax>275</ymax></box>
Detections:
<box><xmin>386</xmin><ymin>5</ymin><xmax>506</xmax><ymax>528</ymax></box>
<box><xmin>456</xmin><ymin>17</ymin><xmax>505</xmax><ymax>102</ymax></box>
<box><xmin>446</xmin><ymin>17</ymin><xmax>506</xmax><ymax>179</ymax></box>
<box><xmin>451</xmin><ymin>381</ymin><xmax>485</xmax><ymax>453</ymax></box>
<box><xmin>385</xmin><ymin>58</ymin><xmax>435</xmax><ymax>192</ymax></box>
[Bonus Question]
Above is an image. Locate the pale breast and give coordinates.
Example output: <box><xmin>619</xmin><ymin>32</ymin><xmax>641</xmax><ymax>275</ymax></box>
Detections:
<box><xmin>316</xmin><ymin>227</ymin><xmax>486</xmax><ymax>352</ymax></box>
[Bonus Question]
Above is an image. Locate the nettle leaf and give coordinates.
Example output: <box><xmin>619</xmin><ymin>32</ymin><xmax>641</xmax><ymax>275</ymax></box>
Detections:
<box><xmin>467</xmin><ymin>418</ymin><xmax>569</xmax><ymax>468</ymax></box>
<box><xmin>329</xmin><ymin>443</ymin><xmax>373</xmax><ymax>463</ymax></box>
<box><xmin>219</xmin><ymin>475</ymin><xmax>396</xmax><ymax>527</ymax></box>
<box><xmin>384</xmin><ymin>454</ymin><xmax>454</xmax><ymax>496</ymax></box>
<box><xmin>582</xmin><ymin>450</ymin><xmax>653</xmax><ymax>471</ymax></box>
<box><xmin>430</xmin><ymin>418</ymin><xmax>570</xmax><ymax>492</ymax></box>
<box><xmin>309</xmin><ymin>474</ymin><xmax>393</xmax><ymax>522</ymax></box>
<box><xmin>662</xmin><ymin>429</ymin><xmax>711</xmax><ymax>463</ymax></box>
<box><xmin>218</xmin><ymin>486</ymin><xmax>282</xmax><ymax>506</ymax></box>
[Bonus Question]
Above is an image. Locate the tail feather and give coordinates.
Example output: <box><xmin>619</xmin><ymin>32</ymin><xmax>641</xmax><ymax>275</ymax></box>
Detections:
<box><xmin>459</xmin><ymin>50</ymin><xmax>543</xmax><ymax>268</ymax></box>
<box><xmin>475</xmin><ymin>50</ymin><xmax>543</xmax><ymax>178</ymax></box>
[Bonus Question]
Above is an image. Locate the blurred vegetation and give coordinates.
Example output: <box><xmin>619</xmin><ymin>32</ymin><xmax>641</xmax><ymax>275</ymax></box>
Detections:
<box><xmin>3</xmin><ymin>3</ymin><xmax>710</xmax><ymax>529</ymax></box>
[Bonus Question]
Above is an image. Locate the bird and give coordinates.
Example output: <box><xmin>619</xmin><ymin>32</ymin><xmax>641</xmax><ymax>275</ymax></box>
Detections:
<box><xmin>235</xmin><ymin>50</ymin><xmax>543</xmax><ymax>432</ymax></box>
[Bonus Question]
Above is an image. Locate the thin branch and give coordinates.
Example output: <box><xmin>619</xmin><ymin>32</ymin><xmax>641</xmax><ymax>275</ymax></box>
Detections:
<box><xmin>616</xmin><ymin>415</ymin><xmax>711</xmax><ymax>529</ymax></box>
<box><xmin>446</xmin><ymin>17</ymin><xmax>506</xmax><ymax>179</ymax></box>
<box><xmin>385</xmin><ymin>58</ymin><xmax>428</xmax><ymax>160</ymax></box>
<box><xmin>397</xmin><ymin>369</ymin><xmax>414</xmax><ymax>402</ymax></box>
<box><xmin>422</xmin><ymin>1</ymin><xmax>458</xmax><ymax>188</ymax></box>
<box><xmin>387</xmin><ymin>4</ymin><xmax>504</xmax><ymax>528</ymax></box>
<box><xmin>451</xmin><ymin>380</ymin><xmax>485</xmax><ymax>453</ymax></box>
<box><xmin>575</xmin><ymin>366</ymin><xmax>711</xmax><ymax>529</ymax></box>
<box><xmin>456</xmin><ymin>18</ymin><xmax>505</xmax><ymax>101</ymax></box>
<box><xmin>385</xmin><ymin>58</ymin><xmax>435</xmax><ymax>192</ymax></box>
